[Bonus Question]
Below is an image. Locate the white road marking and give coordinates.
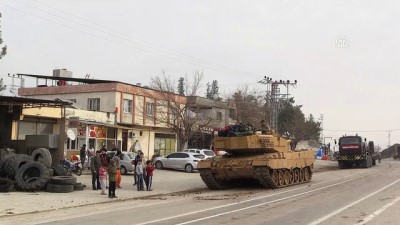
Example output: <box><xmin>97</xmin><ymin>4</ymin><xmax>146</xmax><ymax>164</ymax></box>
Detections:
<box><xmin>356</xmin><ymin>195</ymin><xmax>400</xmax><ymax>225</ymax></box>
<box><xmin>308</xmin><ymin>178</ymin><xmax>400</xmax><ymax>225</ymax></box>
<box><xmin>137</xmin><ymin>171</ymin><xmax>375</xmax><ymax>225</ymax></box>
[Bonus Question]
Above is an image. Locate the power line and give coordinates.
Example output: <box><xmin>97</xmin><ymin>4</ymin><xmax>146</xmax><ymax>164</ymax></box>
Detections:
<box><xmin>6</xmin><ymin>0</ymin><xmax>257</xmax><ymax>77</ymax></box>
<box><xmin>324</xmin><ymin>129</ymin><xmax>400</xmax><ymax>133</ymax></box>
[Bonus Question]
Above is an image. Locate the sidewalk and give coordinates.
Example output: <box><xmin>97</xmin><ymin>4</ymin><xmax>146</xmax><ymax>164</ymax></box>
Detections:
<box><xmin>0</xmin><ymin>160</ymin><xmax>337</xmax><ymax>218</ymax></box>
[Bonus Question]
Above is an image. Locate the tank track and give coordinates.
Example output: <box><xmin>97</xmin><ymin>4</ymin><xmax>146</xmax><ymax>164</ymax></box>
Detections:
<box><xmin>254</xmin><ymin>167</ymin><xmax>278</xmax><ymax>189</ymax></box>
<box><xmin>199</xmin><ymin>169</ymin><xmax>227</xmax><ymax>190</ymax></box>
<box><xmin>254</xmin><ymin>166</ymin><xmax>312</xmax><ymax>189</ymax></box>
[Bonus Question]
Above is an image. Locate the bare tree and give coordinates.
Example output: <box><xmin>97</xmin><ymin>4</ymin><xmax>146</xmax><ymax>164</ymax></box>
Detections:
<box><xmin>0</xmin><ymin>13</ymin><xmax>7</xmax><ymax>59</ymax></box>
<box><xmin>143</xmin><ymin>70</ymin><xmax>209</xmax><ymax>151</ymax></box>
<box><xmin>0</xmin><ymin>78</ymin><xmax>6</xmax><ymax>95</ymax></box>
<box><xmin>226</xmin><ymin>85</ymin><xmax>268</xmax><ymax>129</ymax></box>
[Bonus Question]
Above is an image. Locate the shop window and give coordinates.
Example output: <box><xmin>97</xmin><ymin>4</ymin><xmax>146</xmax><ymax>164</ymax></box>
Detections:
<box><xmin>123</xmin><ymin>99</ymin><xmax>132</xmax><ymax>113</ymax></box>
<box><xmin>88</xmin><ymin>98</ymin><xmax>100</xmax><ymax>111</ymax></box>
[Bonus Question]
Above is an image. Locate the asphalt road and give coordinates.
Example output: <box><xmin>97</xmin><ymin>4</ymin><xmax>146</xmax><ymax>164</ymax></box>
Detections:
<box><xmin>10</xmin><ymin>160</ymin><xmax>400</xmax><ymax>225</ymax></box>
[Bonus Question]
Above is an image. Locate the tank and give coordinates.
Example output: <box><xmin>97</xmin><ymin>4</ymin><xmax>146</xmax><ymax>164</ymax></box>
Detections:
<box><xmin>198</xmin><ymin>132</ymin><xmax>315</xmax><ymax>189</ymax></box>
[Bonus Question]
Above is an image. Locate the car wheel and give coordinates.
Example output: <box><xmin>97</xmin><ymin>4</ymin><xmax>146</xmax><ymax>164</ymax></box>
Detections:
<box><xmin>155</xmin><ymin>161</ymin><xmax>163</xmax><ymax>169</ymax></box>
<box><xmin>185</xmin><ymin>164</ymin><xmax>193</xmax><ymax>173</ymax></box>
<box><xmin>120</xmin><ymin>166</ymin><xmax>127</xmax><ymax>175</ymax></box>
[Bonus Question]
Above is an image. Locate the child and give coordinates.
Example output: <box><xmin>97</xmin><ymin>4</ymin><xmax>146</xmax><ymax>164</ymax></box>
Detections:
<box><xmin>99</xmin><ymin>164</ymin><xmax>107</xmax><ymax>195</ymax></box>
<box><xmin>135</xmin><ymin>159</ymin><xmax>144</xmax><ymax>191</ymax></box>
<box><xmin>107</xmin><ymin>160</ymin><xmax>117</xmax><ymax>198</ymax></box>
<box><xmin>145</xmin><ymin>160</ymin><xmax>154</xmax><ymax>191</ymax></box>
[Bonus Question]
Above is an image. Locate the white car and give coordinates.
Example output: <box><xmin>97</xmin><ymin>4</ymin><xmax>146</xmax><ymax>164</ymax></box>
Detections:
<box><xmin>153</xmin><ymin>152</ymin><xmax>205</xmax><ymax>173</ymax></box>
<box><xmin>183</xmin><ymin>149</ymin><xmax>216</xmax><ymax>159</ymax></box>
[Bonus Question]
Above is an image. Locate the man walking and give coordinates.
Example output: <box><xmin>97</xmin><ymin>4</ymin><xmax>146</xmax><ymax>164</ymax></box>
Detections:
<box><xmin>80</xmin><ymin>144</ymin><xmax>87</xmax><ymax>169</ymax></box>
<box><xmin>91</xmin><ymin>151</ymin><xmax>101</xmax><ymax>190</ymax></box>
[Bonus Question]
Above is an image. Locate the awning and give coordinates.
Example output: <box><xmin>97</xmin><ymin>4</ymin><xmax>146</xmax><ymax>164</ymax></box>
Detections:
<box><xmin>78</xmin><ymin>120</ymin><xmax>133</xmax><ymax>130</ymax></box>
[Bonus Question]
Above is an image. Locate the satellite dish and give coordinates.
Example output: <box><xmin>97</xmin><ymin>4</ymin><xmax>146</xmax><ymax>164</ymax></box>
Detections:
<box><xmin>67</xmin><ymin>129</ymin><xmax>76</xmax><ymax>140</ymax></box>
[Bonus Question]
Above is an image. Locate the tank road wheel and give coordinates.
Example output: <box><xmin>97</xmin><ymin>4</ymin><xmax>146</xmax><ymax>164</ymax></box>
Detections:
<box><xmin>304</xmin><ymin>167</ymin><xmax>311</xmax><ymax>182</ymax></box>
<box><xmin>271</xmin><ymin>170</ymin><xmax>279</xmax><ymax>184</ymax></box>
<box><xmin>289</xmin><ymin>170</ymin><xmax>295</xmax><ymax>184</ymax></box>
<box><xmin>283</xmin><ymin>170</ymin><xmax>290</xmax><ymax>185</ymax></box>
<box><xmin>278</xmin><ymin>170</ymin><xmax>285</xmax><ymax>186</ymax></box>
<box><xmin>299</xmin><ymin>168</ymin><xmax>304</xmax><ymax>182</ymax></box>
<box><xmin>293</xmin><ymin>169</ymin><xmax>300</xmax><ymax>183</ymax></box>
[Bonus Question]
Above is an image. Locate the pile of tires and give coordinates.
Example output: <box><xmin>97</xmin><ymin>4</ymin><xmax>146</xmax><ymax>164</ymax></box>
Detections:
<box><xmin>0</xmin><ymin>148</ymin><xmax>84</xmax><ymax>193</ymax></box>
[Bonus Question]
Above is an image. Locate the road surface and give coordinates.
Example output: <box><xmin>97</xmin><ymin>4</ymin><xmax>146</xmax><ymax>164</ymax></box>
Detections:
<box><xmin>4</xmin><ymin>159</ymin><xmax>400</xmax><ymax>225</ymax></box>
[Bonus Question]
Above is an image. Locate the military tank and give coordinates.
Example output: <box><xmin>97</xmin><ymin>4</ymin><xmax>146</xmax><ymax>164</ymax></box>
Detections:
<box><xmin>198</xmin><ymin>131</ymin><xmax>315</xmax><ymax>189</ymax></box>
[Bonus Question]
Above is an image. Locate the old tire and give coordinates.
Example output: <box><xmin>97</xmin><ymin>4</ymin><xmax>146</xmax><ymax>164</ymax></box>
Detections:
<box><xmin>46</xmin><ymin>183</ymin><xmax>74</xmax><ymax>193</ymax></box>
<box><xmin>52</xmin><ymin>165</ymin><xmax>68</xmax><ymax>176</ymax></box>
<box><xmin>8</xmin><ymin>154</ymin><xmax>33</xmax><ymax>179</ymax></box>
<box><xmin>0</xmin><ymin>179</ymin><xmax>14</xmax><ymax>192</ymax></box>
<box><xmin>50</xmin><ymin>176</ymin><xmax>77</xmax><ymax>185</ymax></box>
<box><xmin>0</xmin><ymin>153</ymin><xmax>15</xmax><ymax>177</ymax></box>
<box><xmin>74</xmin><ymin>183</ymin><xmax>85</xmax><ymax>191</ymax></box>
<box><xmin>15</xmin><ymin>161</ymin><xmax>50</xmax><ymax>191</ymax></box>
<box><xmin>31</xmin><ymin>148</ymin><xmax>52</xmax><ymax>168</ymax></box>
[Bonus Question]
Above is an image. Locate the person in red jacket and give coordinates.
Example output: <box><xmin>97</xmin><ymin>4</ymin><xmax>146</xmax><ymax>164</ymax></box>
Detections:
<box><xmin>145</xmin><ymin>160</ymin><xmax>154</xmax><ymax>191</ymax></box>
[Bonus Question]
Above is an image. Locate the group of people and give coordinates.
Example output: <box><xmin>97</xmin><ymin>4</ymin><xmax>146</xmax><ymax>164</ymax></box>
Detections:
<box><xmin>89</xmin><ymin>147</ymin><xmax>120</xmax><ymax>198</ymax></box>
<box><xmin>133</xmin><ymin>150</ymin><xmax>154</xmax><ymax>191</ymax></box>
<box><xmin>80</xmin><ymin>145</ymin><xmax>155</xmax><ymax>198</ymax></box>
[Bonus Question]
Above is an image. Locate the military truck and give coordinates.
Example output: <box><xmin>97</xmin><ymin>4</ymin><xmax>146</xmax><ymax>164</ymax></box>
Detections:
<box><xmin>197</xmin><ymin>131</ymin><xmax>315</xmax><ymax>189</ymax></box>
<box><xmin>336</xmin><ymin>135</ymin><xmax>376</xmax><ymax>169</ymax></box>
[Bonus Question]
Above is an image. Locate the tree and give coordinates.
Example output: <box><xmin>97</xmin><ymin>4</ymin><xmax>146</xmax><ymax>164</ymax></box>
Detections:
<box><xmin>278</xmin><ymin>99</ymin><xmax>321</xmax><ymax>141</ymax></box>
<box><xmin>147</xmin><ymin>70</ymin><xmax>208</xmax><ymax>151</ymax></box>
<box><xmin>227</xmin><ymin>86</ymin><xmax>268</xmax><ymax>128</ymax></box>
<box><xmin>178</xmin><ymin>77</ymin><xmax>185</xmax><ymax>96</ymax></box>
<box><xmin>0</xmin><ymin>13</ymin><xmax>7</xmax><ymax>59</ymax></box>
<box><xmin>0</xmin><ymin>78</ymin><xmax>6</xmax><ymax>95</ymax></box>
<box><xmin>205</xmin><ymin>80</ymin><xmax>220</xmax><ymax>100</ymax></box>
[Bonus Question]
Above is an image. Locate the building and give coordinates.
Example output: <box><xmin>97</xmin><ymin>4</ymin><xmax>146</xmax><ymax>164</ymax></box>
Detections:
<box><xmin>186</xmin><ymin>96</ymin><xmax>230</xmax><ymax>149</ymax></box>
<box><xmin>18</xmin><ymin>70</ymin><xmax>181</xmax><ymax>158</ymax></box>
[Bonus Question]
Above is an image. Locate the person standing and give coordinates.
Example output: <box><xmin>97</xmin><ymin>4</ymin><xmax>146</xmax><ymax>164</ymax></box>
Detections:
<box><xmin>145</xmin><ymin>160</ymin><xmax>154</xmax><ymax>191</ymax></box>
<box><xmin>133</xmin><ymin>150</ymin><xmax>142</xmax><ymax>185</ymax></box>
<box><xmin>113</xmin><ymin>151</ymin><xmax>122</xmax><ymax>188</ymax></box>
<box><xmin>99</xmin><ymin>164</ymin><xmax>107</xmax><ymax>195</ymax></box>
<box><xmin>80</xmin><ymin>144</ymin><xmax>87</xmax><ymax>169</ymax></box>
<box><xmin>87</xmin><ymin>145</ymin><xmax>95</xmax><ymax>170</ymax></box>
<box><xmin>107</xmin><ymin>159</ymin><xmax>117</xmax><ymax>198</ymax></box>
<box><xmin>135</xmin><ymin>159</ymin><xmax>144</xmax><ymax>191</ymax></box>
<box><xmin>90</xmin><ymin>151</ymin><xmax>101</xmax><ymax>190</ymax></box>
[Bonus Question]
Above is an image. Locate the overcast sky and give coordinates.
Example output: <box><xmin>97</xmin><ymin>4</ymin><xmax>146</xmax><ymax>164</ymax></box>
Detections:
<box><xmin>1</xmin><ymin>0</ymin><xmax>400</xmax><ymax>148</ymax></box>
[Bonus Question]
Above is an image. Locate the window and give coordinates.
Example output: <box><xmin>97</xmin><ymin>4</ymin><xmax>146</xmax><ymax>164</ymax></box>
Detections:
<box><xmin>169</xmin><ymin>112</ymin><xmax>176</xmax><ymax>125</ymax></box>
<box><xmin>146</xmin><ymin>103</ymin><xmax>154</xmax><ymax>117</ymax></box>
<box><xmin>88</xmin><ymin>98</ymin><xmax>100</xmax><ymax>111</ymax></box>
<box><xmin>123</xmin><ymin>99</ymin><xmax>132</xmax><ymax>113</ymax></box>
<box><xmin>217</xmin><ymin>112</ymin><xmax>223</xmax><ymax>121</ymax></box>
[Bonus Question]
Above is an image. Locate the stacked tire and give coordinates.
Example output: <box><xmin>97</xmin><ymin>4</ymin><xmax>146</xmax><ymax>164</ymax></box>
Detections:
<box><xmin>46</xmin><ymin>176</ymin><xmax>77</xmax><ymax>193</ymax></box>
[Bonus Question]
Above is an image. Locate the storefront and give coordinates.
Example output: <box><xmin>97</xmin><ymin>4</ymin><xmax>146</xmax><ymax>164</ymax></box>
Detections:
<box><xmin>154</xmin><ymin>133</ymin><xmax>176</xmax><ymax>157</ymax></box>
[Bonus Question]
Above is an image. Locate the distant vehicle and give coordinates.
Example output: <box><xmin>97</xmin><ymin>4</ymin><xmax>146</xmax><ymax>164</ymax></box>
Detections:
<box><xmin>107</xmin><ymin>151</ymin><xmax>137</xmax><ymax>175</ymax></box>
<box><xmin>183</xmin><ymin>149</ymin><xmax>216</xmax><ymax>159</ymax></box>
<box><xmin>153</xmin><ymin>152</ymin><xmax>205</xmax><ymax>173</ymax></box>
<box><xmin>336</xmin><ymin>135</ymin><xmax>376</xmax><ymax>169</ymax></box>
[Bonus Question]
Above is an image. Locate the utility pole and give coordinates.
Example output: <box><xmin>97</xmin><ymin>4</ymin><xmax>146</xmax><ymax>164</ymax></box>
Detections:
<box><xmin>319</xmin><ymin>114</ymin><xmax>324</xmax><ymax>145</ymax></box>
<box><xmin>258</xmin><ymin>76</ymin><xmax>297</xmax><ymax>132</ymax></box>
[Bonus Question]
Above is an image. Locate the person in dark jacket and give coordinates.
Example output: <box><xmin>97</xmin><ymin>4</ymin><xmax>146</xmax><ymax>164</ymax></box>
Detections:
<box><xmin>80</xmin><ymin>144</ymin><xmax>87</xmax><ymax>169</ymax></box>
<box><xmin>90</xmin><ymin>151</ymin><xmax>101</xmax><ymax>190</ymax></box>
<box><xmin>107</xmin><ymin>159</ymin><xmax>117</xmax><ymax>198</ymax></box>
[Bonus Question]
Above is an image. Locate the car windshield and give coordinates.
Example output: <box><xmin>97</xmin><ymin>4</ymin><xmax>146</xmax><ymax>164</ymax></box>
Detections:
<box><xmin>203</xmin><ymin>151</ymin><xmax>215</xmax><ymax>156</ymax></box>
<box><xmin>193</xmin><ymin>154</ymin><xmax>205</xmax><ymax>159</ymax></box>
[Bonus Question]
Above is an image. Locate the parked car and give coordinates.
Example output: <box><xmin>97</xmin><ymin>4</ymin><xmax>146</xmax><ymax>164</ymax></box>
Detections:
<box><xmin>107</xmin><ymin>151</ymin><xmax>137</xmax><ymax>175</ymax></box>
<box><xmin>183</xmin><ymin>149</ymin><xmax>216</xmax><ymax>159</ymax></box>
<box><xmin>153</xmin><ymin>152</ymin><xmax>205</xmax><ymax>173</ymax></box>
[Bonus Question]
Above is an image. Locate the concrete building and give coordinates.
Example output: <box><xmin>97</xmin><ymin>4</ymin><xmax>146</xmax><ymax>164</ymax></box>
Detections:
<box><xmin>18</xmin><ymin>71</ymin><xmax>180</xmax><ymax>158</ymax></box>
